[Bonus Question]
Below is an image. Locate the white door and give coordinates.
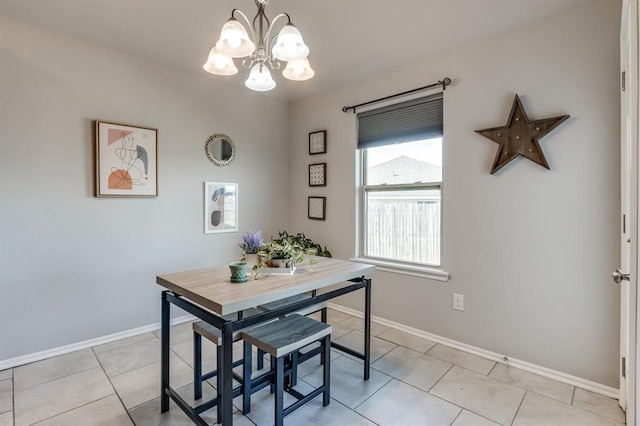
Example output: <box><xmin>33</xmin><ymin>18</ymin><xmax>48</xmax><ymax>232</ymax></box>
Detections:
<box><xmin>618</xmin><ymin>1</ymin><xmax>638</xmax><ymax>423</ymax></box>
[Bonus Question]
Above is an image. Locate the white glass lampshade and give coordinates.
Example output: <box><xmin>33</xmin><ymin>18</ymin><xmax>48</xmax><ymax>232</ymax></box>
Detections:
<box><xmin>271</xmin><ymin>24</ymin><xmax>309</xmax><ymax>61</ymax></box>
<box><xmin>215</xmin><ymin>18</ymin><xmax>256</xmax><ymax>58</ymax></box>
<box><xmin>245</xmin><ymin>63</ymin><xmax>276</xmax><ymax>91</ymax></box>
<box><xmin>283</xmin><ymin>57</ymin><xmax>315</xmax><ymax>81</ymax></box>
<box><xmin>203</xmin><ymin>47</ymin><xmax>238</xmax><ymax>75</ymax></box>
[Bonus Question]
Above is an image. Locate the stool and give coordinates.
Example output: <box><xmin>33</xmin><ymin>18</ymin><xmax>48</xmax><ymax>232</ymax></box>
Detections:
<box><xmin>192</xmin><ymin>308</ymin><xmax>261</xmax><ymax>422</ymax></box>
<box><xmin>257</xmin><ymin>293</ymin><xmax>328</xmax><ymax>317</ymax></box>
<box><xmin>241</xmin><ymin>314</ymin><xmax>331</xmax><ymax>426</ymax></box>
<box><xmin>256</xmin><ymin>293</ymin><xmax>328</xmax><ymax>371</ymax></box>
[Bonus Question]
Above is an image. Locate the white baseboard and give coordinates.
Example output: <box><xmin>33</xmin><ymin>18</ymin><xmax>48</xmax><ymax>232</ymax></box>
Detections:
<box><xmin>0</xmin><ymin>315</ymin><xmax>195</xmax><ymax>371</ymax></box>
<box><xmin>327</xmin><ymin>302</ymin><xmax>620</xmax><ymax>400</ymax></box>
<box><xmin>1</xmin><ymin>305</ymin><xmax>620</xmax><ymax>400</ymax></box>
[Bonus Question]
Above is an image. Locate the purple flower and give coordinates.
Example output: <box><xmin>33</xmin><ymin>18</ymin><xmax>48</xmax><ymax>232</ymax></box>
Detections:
<box><xmin>239</xmin><ymin>230</ymin><xmax>263</xmax><ymax>254</ymax></box>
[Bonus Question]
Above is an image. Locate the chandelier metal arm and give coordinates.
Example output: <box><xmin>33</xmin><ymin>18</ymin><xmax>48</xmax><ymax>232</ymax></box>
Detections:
<box><xmin>231</xmin><ymin>6</ymin><xmax>291</xmax><ymax>63</ymax></box>
<box><xmin>230</xmin><ymin>9</ymin><xmax>259</xmax><ymax>46</ymax></box>
<box><xmin>252</xmin><ymin>1</ymin><xmax>269</xmax><ymax>44</ymax></box>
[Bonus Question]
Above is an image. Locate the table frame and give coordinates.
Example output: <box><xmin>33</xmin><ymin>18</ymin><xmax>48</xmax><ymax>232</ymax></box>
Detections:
<box><xmin>160</xmin><ymin>276</ymin><xmax>372</xmax><ymax>426</ymax></box>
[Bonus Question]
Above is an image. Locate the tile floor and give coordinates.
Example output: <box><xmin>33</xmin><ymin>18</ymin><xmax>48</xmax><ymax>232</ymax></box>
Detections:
<box><xmin>0</xmin><ymin>309</ymin><xmax>625</xmax><ymax>425</ymax></box>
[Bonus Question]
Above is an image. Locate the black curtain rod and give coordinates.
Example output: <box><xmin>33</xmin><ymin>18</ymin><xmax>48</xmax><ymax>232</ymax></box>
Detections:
<box><xmin>342</xmin><ymin>77</ymin><xmax>451</xmax><ymax>113</ymax></box>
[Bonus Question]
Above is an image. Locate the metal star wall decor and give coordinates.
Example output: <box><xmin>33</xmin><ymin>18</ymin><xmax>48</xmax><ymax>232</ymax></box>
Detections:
<box><xmin>475</xmin><ymin>95</ymin><xmax>569</xmax><ymax>174</ymax></box>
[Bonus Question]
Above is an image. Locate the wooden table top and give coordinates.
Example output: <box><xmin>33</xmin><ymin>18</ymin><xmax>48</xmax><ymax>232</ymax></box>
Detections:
<box><xmin>156</xmin><ymin>257</ymin><xmax>375</xmax><ymax>315</ymax></box>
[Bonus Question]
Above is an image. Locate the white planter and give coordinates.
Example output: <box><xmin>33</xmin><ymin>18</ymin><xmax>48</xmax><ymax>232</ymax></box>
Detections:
<box><xmin>243</xmin><ymin>253</ymin><xmax>259</xmax><ymax>269</ymax></box>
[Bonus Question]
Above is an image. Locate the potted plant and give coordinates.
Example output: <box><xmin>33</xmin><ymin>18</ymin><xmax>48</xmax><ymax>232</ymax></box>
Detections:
<box><xmin>239</xmin><ymin>230</ymin><xmax>263</xmax><ymax>268</ymax></box>
<box><xmin>257</xmin><ymin>239</ymin><xmax>306</xmax><ymax>269</ymax></box>
<box><xmin>256</xmin><ymin>231</ymin><xmax>332</xmax><ymax>272</ymax></box>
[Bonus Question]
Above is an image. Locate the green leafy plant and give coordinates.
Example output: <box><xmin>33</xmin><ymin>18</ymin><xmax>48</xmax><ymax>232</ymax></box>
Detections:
<box><xmin>275</xmin><ymin>231</ymin><xmax>332</xmax><ymax>258</ymax></box>
<box><xmin>257</xmin><ymin>239</ymin><xmax>305</xmax><ymax>265</ymax></box>
<box><xmin>256</xmin><ymin>231</ymin><xmax>332</xmax><ymax>269</ymax></box>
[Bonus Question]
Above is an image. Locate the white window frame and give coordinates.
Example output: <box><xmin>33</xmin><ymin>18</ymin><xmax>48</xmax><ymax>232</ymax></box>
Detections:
<box><xmin>353</xmin><ymin>118</ymin><xmax>450</xmax><ymax>282</ymax></box>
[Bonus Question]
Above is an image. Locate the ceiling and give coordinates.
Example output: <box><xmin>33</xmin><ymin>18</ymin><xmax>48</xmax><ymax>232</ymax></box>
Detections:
<box><xmin>0</xmin><ymin>0</ymin><xmax>596</xmax><ymax>102</ymax></box>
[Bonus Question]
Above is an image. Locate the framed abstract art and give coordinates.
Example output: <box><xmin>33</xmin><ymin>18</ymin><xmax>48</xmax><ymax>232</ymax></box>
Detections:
<box><xmin>95</xmin><ymin>121</ymin><xmax>158</xmax><ymax>197</ymax></box>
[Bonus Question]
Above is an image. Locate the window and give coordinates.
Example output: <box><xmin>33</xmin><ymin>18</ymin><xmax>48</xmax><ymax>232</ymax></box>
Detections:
<box><xmin>357</xmin><ymin>93</ymin><xmax>446</xmax><ymax>276</ymax></box>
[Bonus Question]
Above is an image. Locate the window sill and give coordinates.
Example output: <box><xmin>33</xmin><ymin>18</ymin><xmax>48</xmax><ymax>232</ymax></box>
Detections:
<box><xmin>350</xmin><ymin>257</ymin><xmax>450</xmax><ymax>282</ymax></box>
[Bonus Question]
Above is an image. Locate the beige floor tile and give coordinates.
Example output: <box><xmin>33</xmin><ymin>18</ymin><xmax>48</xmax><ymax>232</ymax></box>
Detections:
<box><xmin>14</xmin><ymin>349</ymin><xmax>99</xmax><ymax>391</ymax></box>
<box><xmin>303</xmin><ymin>355</ymin><xmax>392</xmax><ymax>409</ymax></box>
<box><xmin>95</xmin><ymin>336</ymin><xmax>160</xmax><ymax>377</ymax></box>
<box><xmin>428</xmin><ymin>344</ymin><xmax>496</xmax><ymax>375</ymax></box>
<box><xmin>430</xmin><ymin>365</ymin><xmax>525</xmax><ymax>425</ymax></box>
<box><xmin>308</xmin><ymin>308</ymin><xmax>353</xmax><ymax>324</ymax></box>
<box><xmin>0</xmin><ymin>380</ymin><xmax>12</xmax><ymax>414</ymax></box>
<box><xmin>330</xmin><ymin>322</ymin><xmax>357</xmax><ymax>339</ymax></box>
<box><xmin>92</xmin><ymin>332</ymin><xmax>157</xmax><ymax>354</ymax></box>
<box><xmin>287</xmin><ymin>395</ymin><xmax>375</xmax><ymax>425</ymax></box>
<box><xmin>452</xmin><ymin>410</ymin><xmax>501</xmax><ymax>425</ymax></box>
<box><xmin>152</xmin><ymin>321</ymin><xmax>196</xmax><ymax>344</ymax></box>
<box><xmin>237</xmin><ymin>379</ymin><xmax>315</xmax><ymax>424</ymax></box>
<box><xmin>372</xmin><ymin>346</ymin><xmax>452</xmax><ymax>392</ymax></box>
<box><xmin>0</xmin><ymin>411</ymin><xmax>12</xmax><ymax>426</ymax></box>
<box><xmin>14</xmin><ymin>367</ymin><xmax>113</xmax><ymax>426</ymax></box>
<box><xmin>169</xmin><ymin>334</ymin><xmax>219</xmax><ymax>370</ymax></box>
<box><xmin>326</xmin><ymin>308</ymin><xmax>353</xmax><ymax>323</ymax></box>
<box><xmin>0</xmin><ymin>371</ymin><xmax>11</xmax><ymax>382</ymax></box>
<box><xmin>294</xmin><ymin>344</ymin><xmax>343</xmax><ymax>379</ymax></box>
<box><xmin>333</xmin><ymin>330</ymin><xmax>397</xmax><ymax>362</ymax></box>
<box><xmin>339</xmin><ymin>316</ymin><xmax>389</xmax><ymax>336</ymax></box>
<box><xmin>128</xmin><ymin>383</ymin><xmax>248</xmax><ymax>425</ymax></box>
<box><xmin>572</xmin><ymin>388</ymin><xmax>625</xmax><ymax>424</ymax></box>
<box><xmin>32</xmin><ymin>395</ymin><xmax>132</xmax><ymax>425</ymax></box>
<box><xmin>110</xmin><ymin>354</ymin><xmax>193</xmax><ymax>409</ymax></box>
<box><xmin>307</xmin><ymin>311</ymin><xmax>322</xmax><ymax>321</ymax></box>
<box><xmin>513</xmin><ymin>391</ymin><xmax>622</xmax><ymax>425</ymax></box>
<box><xmin>356</xmin><ymin>379</ymin><xmax>461</xmax><ymax>425</ymax></box>
<box><xmin>488</xmin><ymin>364</ymin><xmax>574</xmax><ymax>405</ymax></box>
<box><xmin>378</xmin><ymin>328</ymin><xmax>437</xmax><ymax>353</ymax></box>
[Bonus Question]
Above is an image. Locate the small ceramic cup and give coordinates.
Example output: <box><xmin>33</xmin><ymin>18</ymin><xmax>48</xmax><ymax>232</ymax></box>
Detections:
<box><xmin>229</xmin><ymin>261</ymin><xmax>249</xmax><ymax>283</ymax></box>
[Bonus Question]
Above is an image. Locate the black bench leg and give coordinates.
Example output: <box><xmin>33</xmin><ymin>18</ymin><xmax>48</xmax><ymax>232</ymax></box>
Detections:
<box><xmin>257</xmin><ymin>348</ymin><xmax>266</xmax><ymax>370</ymax></box>
<box><xmin>194</xmin><ymin>331</ymin><xmax>203</xmax><ymax>400</ymax></box>
<box><xmin>323</xmin><ymin>335</ymin><xmax>331</xmax><ymax>406</ymax></box>
<box><xmin>290</xmin><ymin>351</ymin><xmax>299</xmax><ymax>388</ymax></box>
<box><xmin>275</xmin><ymin>356</ymin><xmax>285</xmax><ymax>426</ymax></box>
<box><xmin>270</xmin><ymin>355</ymin><xmax>277</xmax><ymax>394</ymax></box>
<box><xmin>320</xmin><ymin>308</ymin><xmax>328</xmax><ymax>365</ymax></box>
<box><xmin>242</xmin><ymin>341</ymin><xmax>252</xmax><ymax>414</ymax></box>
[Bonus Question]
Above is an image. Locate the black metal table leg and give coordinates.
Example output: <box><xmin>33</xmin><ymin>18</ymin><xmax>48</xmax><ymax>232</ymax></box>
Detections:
<box><xmin>364</xmin><ymin>278</ymin><xmax>371</xmax><ymax>380</ymax></box>
<box><xmin>161</xmin><ymin>291</ymin><xmax>170</xmax><ymax>412</ymax></box>
<box><xmin>221</xmin><ymin>320</ymin><xmax>234</xmax><ymax>425</ymax></box>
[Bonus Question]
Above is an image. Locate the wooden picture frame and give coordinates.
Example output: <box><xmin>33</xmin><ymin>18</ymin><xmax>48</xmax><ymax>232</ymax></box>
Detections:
<box><xmin>308</xmin><ymin>162</ymin><xmax>327</xmax><ymax>187</ymax></box>
<box><xmin>204</xmin><ymin>182</ymin><xmax>238</xmax><ymax>234</ymax></box>
<box><xmin>309</xmin><ymin>130</ymin><xmax>327</xmax><ymax>155</ymax></box>
<box><xmin>308</xmin><ymin>196</ymin><xmax>326</xmax><ymax>221</ymax></box>
<box><xmin>95</xmin><ymin>120</ymin><xmax>158</xmax><ymax>197</ymax></box>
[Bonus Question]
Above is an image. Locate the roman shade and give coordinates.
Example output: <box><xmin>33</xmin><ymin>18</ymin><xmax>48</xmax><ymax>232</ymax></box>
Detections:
<box><xmin>357</xmin><ymin>93</ymin><xmax>443</xmax><ymax>149</ymax></box>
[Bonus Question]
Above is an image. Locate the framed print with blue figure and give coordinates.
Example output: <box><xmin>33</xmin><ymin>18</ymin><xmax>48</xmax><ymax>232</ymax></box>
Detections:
<box><xmin>204</xmin><ymin>182</ymin><xmax>238</xmax><ymax>233</ymax></box>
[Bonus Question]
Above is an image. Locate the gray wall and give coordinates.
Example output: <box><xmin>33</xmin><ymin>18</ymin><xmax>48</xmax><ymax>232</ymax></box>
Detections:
<box><xmin>0</xmin><ymin>0</ymin><xmax>623</xmax><ymax>389</ymax></box>
<box><xmin>288</xmin><ymin>0</ymin><xmax>621</xmax><ymax>387</ymax></box>
<box><xmin>0</xmin><ymin>18</ymin><xmax>291</xmax><ymax>360</ymax></box>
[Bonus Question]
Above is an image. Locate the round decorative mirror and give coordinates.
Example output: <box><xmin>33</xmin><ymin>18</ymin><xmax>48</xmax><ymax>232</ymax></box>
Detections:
<box><xmin>205</xmin><ymin>134</ymin><xmax>235</xmax><ymax>167</ymax></box>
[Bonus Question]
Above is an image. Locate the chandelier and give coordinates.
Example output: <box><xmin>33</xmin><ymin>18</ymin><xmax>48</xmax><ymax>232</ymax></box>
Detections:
<box><xmin>203</xmin><ymin>0</ymin><xmax>314</xmax><ymax>91</ymax></box>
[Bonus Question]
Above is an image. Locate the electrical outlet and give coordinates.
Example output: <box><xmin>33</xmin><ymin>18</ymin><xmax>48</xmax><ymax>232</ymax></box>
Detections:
<box><xmin>453</xmin><ymin>293</ymin><xmax>464</xmax><ymax>311</ymax></box>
